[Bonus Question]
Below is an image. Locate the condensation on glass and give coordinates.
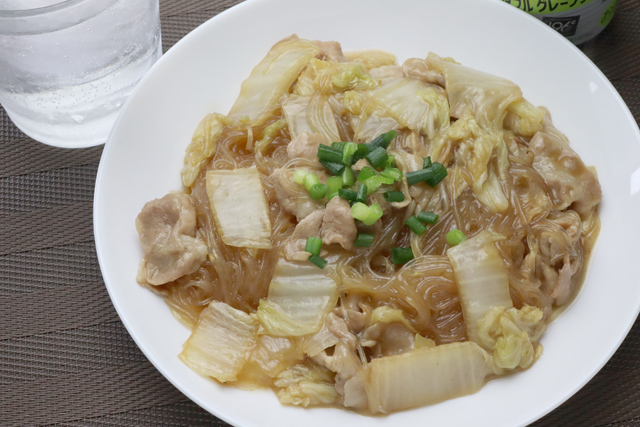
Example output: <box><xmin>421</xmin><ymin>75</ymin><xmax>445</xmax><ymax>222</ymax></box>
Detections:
<box><xmin>0</xmin><ymin>0</ymin><xmax>162</xmax><ymax>147</ymax></box>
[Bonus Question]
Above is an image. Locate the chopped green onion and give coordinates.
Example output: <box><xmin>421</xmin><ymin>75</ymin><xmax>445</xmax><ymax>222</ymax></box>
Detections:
<box><xmin>351</xmin><ymin>202</ymin><xmax>370</xmax><ymax>222</ymax></box>
<box><xmin>384</xmin><ymin>155</ymin><xmax>396</xmax><ymax>168</ymax></box>
<box><xmin>341</xmin><ymin>166</ymin><xmax>355</xmax><ymax>187</ymax></box>
<box><xmin>362</xmin><ymin>176</ymin><xmax>384</xmax><ymax>194</ymax></box>
<box><xmin>391</xmin><ymin>247</ymin><xmax>414</xmax><ymax>265</ymax></box>
<box><xmin>357</xmin><ymin>166</ymin><xmax>377</xmax><ymax>182</ymax></box>
<box><xmin>327</xmin><ymin>176</ymin><xmax>343</xmax><ymax>195</ymax></box>
<box><xmin>352</xmin><ymin>202</ymin><xmax>384</xmax><ymax>226</ymax></box>
<box><xmin>354</xmin><ymin>233</ymin><xmax>375</xmax><ymax>247</ymax></box>
<box><xmin>303</xmin><ymin>173</ymin><xmax>320</xmax><ymax>191</ymax></box>
<box><xmin>342</xmin><ymin>142</ymin><xmax>358</xmax><ymax>165</ymax></box>
<box><xmin>308</xmin><ymin>254</ymin><xmax>327</xmax><ymax>269</ymax></box>
<box><xmin>305</xmin><ymin>237</ymin><xmax>322</xmax><ymax>256</ymax></box>
<box><xmin>317</xmin><ymin>144</ymin><xmax>343</xmax><ymax>163</ymax></box>
<box><xmin>423</xmin><ymin>163</ymin><xmax>448</xmax><ymax>187</ymax></box>
<box><xmin>405</xmin><ymin>216</ymin><xmax>427</xmax><ymax>234</ymax></box>
<box><xmin>423</xmin><ymin>156</ymin><xmax>432</xmax><ymax>169</ymax></box>
<box><xmin>417</xmin><ymin>211</ymin><xmax>439</xmax><ymax>225</ymax></box>
<box><xmin>309</xmin><ymin>183</ymin><xmax>328</xmax><ymax>200</ymax></box>
<box><xmin>366</xmin><ymin>147</ymin><xmax>389</xmax><ymax>169</ymax></box>
<box><xmin>356</xmin><ymin>183</ymin><xmax>368</xmax><ymax>204</ymax></box>
<box><xmin>384</xmin><ymin>191</ymin><xmax>405</xmax><ymax>202</ymax></box>
<box><xmin>293</xmin><ymin>169</ymin><xmax>308</xmax><ymax>185</ymax></box>
<box><xmin>366</xmin><ymin>130</ymin><xmax>397</xmax><ymax>151</ymax></box>
<box><xmin>338</xmin><ymin>188</ymin><xmax>357</xmax><ymax>202</ymax></box>
<box><xmin>363</xmin><ymin>175</ymin><xmax>394</xmax><ymax>188</ymax></box>
<box><xmin>353</xmin><ymin>144</ymin><xmax>370</xmax><ymax>162</ymax></box>
<box><xmin>380</xmin><ymin>167</ymin><xmax>402</xmax><ymax>182</ymax></box>
<box><xmin>363</xmin><ymin>203</ymin><xmax>383</xmax><ymax>226</ymax></box>
<box><xmin>320</xmin><ymin>160</ymin><xmax>345</xmax><ymax>175</ymax></box>
<box><xmin>406</xmin><ymin>169</ymin><xmax>427</xmax><ymax>185</ymax></box>
<box><xmin>327</xmin><ymin>191</ymin><xmax>339</xmax><ymax>200</ymax></box>
<box><xmin>331</xmin><ymin>141</ymin><xmax>346</xmax><ymax>152</ymax></box>
<box><xmin>379</xmin><ymin>130</ymin><xmax>397</xmax><ymax>149</ymax></box>
<box><xmin>406</xmin><ymin>162</ymin><xmax>448</xmax><ymax>187</ymax></box>
<box><xmin>446</xmin><ymin>228</ymin><xmax>467</xmax><ymax>246</ymax></box>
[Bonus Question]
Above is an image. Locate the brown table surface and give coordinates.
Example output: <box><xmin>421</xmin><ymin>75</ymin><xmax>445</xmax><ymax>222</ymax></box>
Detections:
<box><xmin>1</xmin><ymin>0</ymin><xmax>639</xmax><ymax>426</ymax></box>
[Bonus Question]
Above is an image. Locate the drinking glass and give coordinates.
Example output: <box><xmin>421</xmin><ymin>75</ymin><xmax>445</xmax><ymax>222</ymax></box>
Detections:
<box><xmin>0</xmin><ymin>0</ymin><xmax>162</xmax><ymax>148</ymax></box>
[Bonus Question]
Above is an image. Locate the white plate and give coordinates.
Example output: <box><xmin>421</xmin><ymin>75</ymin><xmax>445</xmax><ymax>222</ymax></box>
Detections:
<box><xmin>93</xmin><ymin>0</ymin><xmax>640</xmax><ymax>425</ymax></box>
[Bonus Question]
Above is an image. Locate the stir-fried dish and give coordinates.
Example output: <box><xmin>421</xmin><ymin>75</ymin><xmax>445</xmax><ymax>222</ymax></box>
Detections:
<box><xmin>135</xmin><ymin>36</ymin><xmax>601</xmax><ymax>414</ymax></box>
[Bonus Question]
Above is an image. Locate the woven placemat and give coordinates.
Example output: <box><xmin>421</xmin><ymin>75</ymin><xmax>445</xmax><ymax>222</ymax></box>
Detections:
<box><xmin>0</xmin><ymin>0</ymin><xmax>638</xmax><ymax>426</ymax></box>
